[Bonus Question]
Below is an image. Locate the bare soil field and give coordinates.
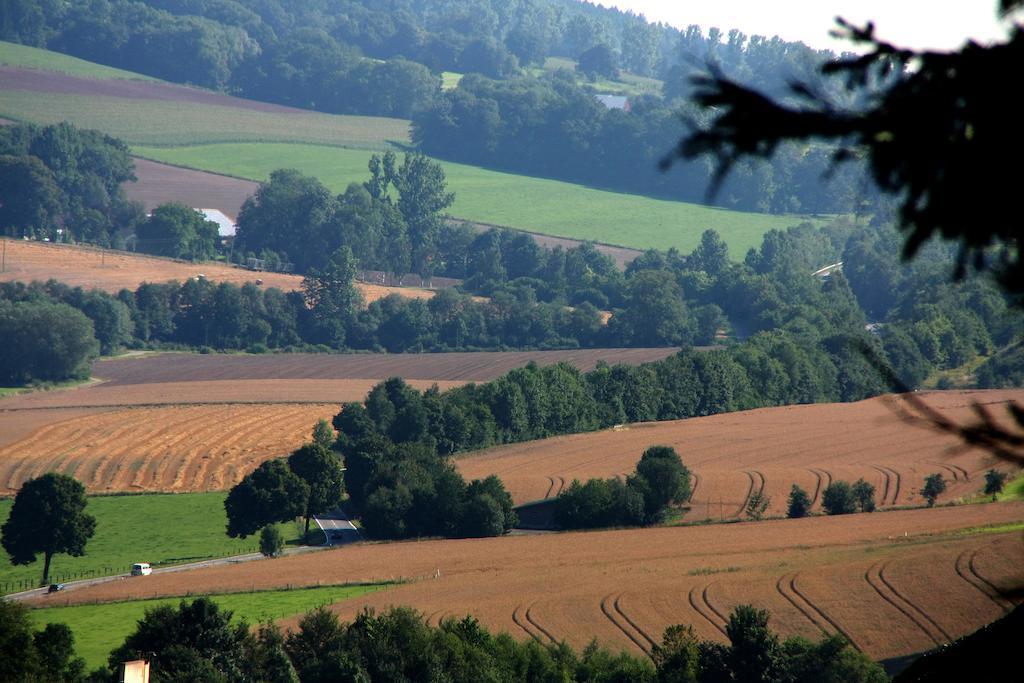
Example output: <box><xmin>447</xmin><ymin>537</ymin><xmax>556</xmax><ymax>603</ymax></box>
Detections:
<box><xmin>34</xmin><ymin>502</ymin><xmax>1024</xmax><ymax>662</ymax></box>
<box><xmin>126</xmin><ymin>157</ymin><xmax>257</xmax><ymax>218</ymax></box>
<box><xmin>91</xmin><ymin>349</ymin><xmax>680</xmax><ymax>385</ymax></box>
<box><xmin>0</xmin><ymin>403</ymin><xmax>339</xmax><ymax>495</ymax></box>
<box><xmin>0</xmin><ymin>238</ymin><xmax>435</xmax><ymax>302</ymax></box>
<box><xmin>0</xmin><ymin>65</ymin><xmax>303</xmax><ymax>113</ymax></box>
<box><xmin>457</xmin><ymin>390</ymin><xmax>1024</xmax><ymax>512</ymax></box>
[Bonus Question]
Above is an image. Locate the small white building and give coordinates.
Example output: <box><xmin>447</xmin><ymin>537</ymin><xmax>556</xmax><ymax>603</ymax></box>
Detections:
<box><xmin>197</xmin><ymin>208</ymin><xmax>237</xmax><ymax>243</ymax></box>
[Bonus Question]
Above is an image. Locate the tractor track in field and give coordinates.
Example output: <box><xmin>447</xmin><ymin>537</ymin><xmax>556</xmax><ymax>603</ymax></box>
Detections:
<box><xmin>600</xmin><ymin>594</ymin><xmax>653</xmax><ymax>655</ymax></box>
<box><xmin>807</xmin><ymin>469</ymin><xmax>824</xmax><ymax>508</ymax></box>
<box><xmin>544</xmin><ymin>476</ymin><xmax>557</xmax><ymax>499</ymax></box>
<box><xmin>524</xmin><ymin>604</ymin><xmax>557</xmax><ymax>644</ymax></box>
<box><xmin>788</xmin><ymin>574</ymin><xmax>863</xmax><ymax>652</ymax></box>
<box><xmin>512</xmin><ymin>605</ymin><xmax>542</xmax><ymax>642</ymax></box>
<box><xmin>872</xmin><ymin>465</ymin><xmax>902</xmax><ymax>506</ymax></box>
<box><xmin>689</xmin><ymin>472</ymin><xmax>700</xmax><ymax>501</ymax></box>
<box><xmin>775</xmin><ymin>573</ymin><xmax>830</xmax><ymax>635</ymax></box>
<box><xmin>865</xmin><ymin>561</ymin><xmax>950</xmax><ymax>645</ymax></box>
<box><xmin>954</xmin><ymin>549</ymin><xmax>1015</xmax><ymax>613</ymax></box>
<box><xmin>688</xmin><ymin>585</ymin><xmax>729</xmax><ymax>638</ymax></box>
<box><xmin>930</xmin><ymin>463</ymin><xmax>961</xmax><ymax>483</ymax></box>
<box><xmin>613</xmin><ymin>594</ymin><xmax>658</xmax><ymax>652</ymax></box>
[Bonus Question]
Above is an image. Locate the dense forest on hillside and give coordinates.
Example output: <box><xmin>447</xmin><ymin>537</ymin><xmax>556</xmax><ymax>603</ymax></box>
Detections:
<box><xmin>1</xmin><ymin>1</ymin><xmax>872</xmax><ymax>214</ymax></box>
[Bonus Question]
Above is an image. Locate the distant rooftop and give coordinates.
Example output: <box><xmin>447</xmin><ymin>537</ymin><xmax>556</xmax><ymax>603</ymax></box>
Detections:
<box><xmin>595</xmin><ymin>94</ymin><xmax>630</xmax><ymax>111</ymax></box>
<box><xmin>197</xmin><ymin>208</ymin><xmax>236</xmax><ymax>238</ymax></box>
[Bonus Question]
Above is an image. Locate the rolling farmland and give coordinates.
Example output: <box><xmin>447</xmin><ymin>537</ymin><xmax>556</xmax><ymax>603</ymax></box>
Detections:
<box><xmin>456</xmin><ymin>390</ymin><xmax>1024</xmax><ymax>512</ymax></box>
<box><xmin>134</xmin><ymin>142</ymin><xmax>810</xmax><ymax>256</ymax></box>
<box><xmin>0</xmin><ymin>349</ymin><xmax>678</xmax><ymax>493</ymax></box>
<box><xmin>29</xmin><ymin>502</ymin><xmax>1024</xmax><ymax>663</ymax></box>
<box><xmin>0</xmin><ymin>43</ymin><xmax>820</xmax><ymax>256</ymax></box>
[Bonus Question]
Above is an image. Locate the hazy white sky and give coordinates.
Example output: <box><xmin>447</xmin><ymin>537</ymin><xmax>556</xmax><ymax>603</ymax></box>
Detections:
<box><xmin>599</xmin><ymin>1</ymin><xmax>1013</xmax><ymax>52</ymax></box>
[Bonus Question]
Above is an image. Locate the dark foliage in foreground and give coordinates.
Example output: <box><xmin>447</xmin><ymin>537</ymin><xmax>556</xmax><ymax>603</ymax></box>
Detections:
<box><xmin>86</xmin><ymin>597</ymin><xmax>887</xmax><ymax>682</ymax></box>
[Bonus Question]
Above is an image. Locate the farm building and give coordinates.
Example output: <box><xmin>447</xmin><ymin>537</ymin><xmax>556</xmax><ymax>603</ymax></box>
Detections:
<box><xmin>197</xmin><ymin>208</ymin><xmax>237</xmax><ymax>244</ymax></box>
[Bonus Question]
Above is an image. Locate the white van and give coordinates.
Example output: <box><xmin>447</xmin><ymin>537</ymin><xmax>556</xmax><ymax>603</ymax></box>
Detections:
<box><xmin>131</xmin><ymin>562</ymin><xmax>152</xmax><ymax>576</ymax></box>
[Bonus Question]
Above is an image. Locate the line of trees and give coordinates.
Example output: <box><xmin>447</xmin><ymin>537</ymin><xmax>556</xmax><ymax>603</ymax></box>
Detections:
<box><xmin>554</xmin><ymin>445</ymin><xmax>691</xmax><ymax>529</ymax></box>
<box><xmin>6</xmin><ymin>595</ymin><xmax>886</xmax><ymax>682</ymax></box>
<box><xmin>413</xmin><ymin>71</ymin><xmax>870</xmax><ymax>214</ymax></box>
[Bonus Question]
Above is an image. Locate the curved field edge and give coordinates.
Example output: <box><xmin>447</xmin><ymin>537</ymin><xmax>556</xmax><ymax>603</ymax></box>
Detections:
<box><xmin>133</xmin><ymin>143</ymin><xmax>819</xmax><ymax>256</ymax></box>
<box><xmin>29</xmin><ymin>583</ymin><xmax>393</xmax><ymax>670</ymax></box>
<box><xmin>0</xmin><ymin>493</ymin><xmax>301</xmax><ymax>592</ymax></box>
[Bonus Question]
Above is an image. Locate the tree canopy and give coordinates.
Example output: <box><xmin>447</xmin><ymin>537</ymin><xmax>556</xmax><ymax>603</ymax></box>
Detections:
<box><xmin>1</xmin><ymin>473</ymin><xmax>96</xmax><ymax>585</ymax></box>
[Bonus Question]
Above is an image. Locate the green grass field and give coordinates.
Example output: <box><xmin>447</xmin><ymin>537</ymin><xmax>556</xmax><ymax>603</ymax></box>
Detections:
<box><xmin>540</xmin><ymin>56</ymin><xmax>664</xmax><ymax>97</ymax></box>
<box><xmin>135</xmin><ymin>142</ymin><xmax>811</xmax><ymax>255</ymax></box>
<box><xmin>441</xmin><ymin>71</ymin><xmax>463</xmax><ymax>89</ymax></box>
<box><xmin>30</xmin><ymin>583</ymin><xmax>391</xmax><ymax>670</ymax></box>
<box><xmin>0</xmin><ymin>40</ymin><xmax>157</xmax><ymax>81</ymax></box>
<box><xmin>0</xmin><ymin>493</ymin><xmax>302</xmax><ymax>593</ymax></box>
<box><xmin>0</xmin><ymin>91</ymin><xmax>410</xmax><ymax>149</ymax></box>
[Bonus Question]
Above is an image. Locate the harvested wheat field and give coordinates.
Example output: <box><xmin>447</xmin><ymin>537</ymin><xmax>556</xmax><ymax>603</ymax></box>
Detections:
<box><xmin>0</xmin><ymin>238</ymin><xmax>434</xmax><ymax>302</ymax></box>
<box><xmin>0</xmin><ymin>403</ymin><xmax>339</xmax><ymax>495</ymax></box>
<box><xmin>457</xmin><ymin>390</ymin><xmax>1024</xmax><ymax>513</ymax></box>
<box><xmin>0</xmin><ymin>349</ymin><xmax>677</xmax><ymax>492</ymax></box>
<box><xmin>34</xmin><ymin>502</ymin><xmax>1024</xmax><ymax>662</ymax></box>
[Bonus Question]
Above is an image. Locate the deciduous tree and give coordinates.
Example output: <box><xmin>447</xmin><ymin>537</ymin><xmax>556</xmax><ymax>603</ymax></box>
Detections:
<box><xmin>1</xmin><ymin>473</ymin><xmax>96</xmax><ymax>586</ymax></box>
<box><xmin>921</xmin><ymin>473</ymin><xmax>947</xmax><ymax>507</ymax></box>
<box><xmin>225</xmin><ymin>460</ymin><xmax>308</xmax><ymax>538</ymax></box>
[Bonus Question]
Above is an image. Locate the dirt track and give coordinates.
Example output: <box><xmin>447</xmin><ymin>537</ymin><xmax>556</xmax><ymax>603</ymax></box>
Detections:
<box><xmin>457</xmin><ymin>390</ymin><xmax>1024</xmax><ymax>512</ymax></box>
<box><xmin>33</xmin><ymin>502</ymin><xmax>1024</xmax><ymax>662</ymax></box>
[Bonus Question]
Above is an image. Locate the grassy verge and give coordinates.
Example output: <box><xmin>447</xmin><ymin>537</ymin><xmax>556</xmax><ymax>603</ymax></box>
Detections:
<box><xmin>0</xmin><ymin>377</ymin><xmax>97</xmax><ymax>400</ymax></box>
<box><xmin>0</xmin><ymin>40</ymin><xmax>157</xmax><ymax>81</ymax></box>
<box><xmin>0</xmin><ymin>493</ymin><xmax>303</xmax><ymax>593</ymax></box>
<box><xmin>135</xmin><ymin>142</ymin><xmax>815</xmax><ymax>256</ymax></box>
<box><xmin>29</xmin><ymin>583</ymin><xmax>392</xmax><ymax>670</ymax></box>
<box><xmin>0</xmin><ymin>92</ymin><xmax>410</xmax><ymax>149</ymax></box>
<box><xmin>997</xmin><ymin>471</ymin><xmax>1024</xmax><ymax>502</ymax></box>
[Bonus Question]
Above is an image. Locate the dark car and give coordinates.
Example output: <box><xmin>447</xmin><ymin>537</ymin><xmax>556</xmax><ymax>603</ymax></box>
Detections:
<box><xmin>47</xmin><ymin>583</ymin><xmax>65</xmax><ymax>593</ymax></box>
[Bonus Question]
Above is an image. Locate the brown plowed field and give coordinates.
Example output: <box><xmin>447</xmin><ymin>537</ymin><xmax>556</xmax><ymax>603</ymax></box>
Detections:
<box><xmin>456</xmin><ymin>390</ymin><xmax>1024</xmax><ymax>511</ymax></box>
<box><xmin>0</xmin><ymin>403</ymin><xmax>338</xmax><ymax>494</ymax></box>
<box><xmin>0</xmin><ymin>65</ymin><xmax>304</xmax><ymax>113</ymax></box>
<box><xmin>127</xmin><ymin>157</ymin><xmax>257</xmax><ymax>217</ymax></box>
<box><xmin>0</xmin><ymin>238</ymin><xmax>434</xmax><ymax>301</ymax></box>
<box><xmin>91</xmin><ymin>349</ymin><xmax>680</xmax><ymax>385</ymax></box>
<box><xmin>35</xmin><ymin>502</ymin><xmax>1024</xmax><ymax>662</ymax></box>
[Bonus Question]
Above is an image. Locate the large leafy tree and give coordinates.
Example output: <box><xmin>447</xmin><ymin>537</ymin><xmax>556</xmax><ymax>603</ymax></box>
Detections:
<box><xmin>302</xmin><ymin>245</ymin><xmax>362</xmax><ymax>347</ymax></box>
<box><xmin>393</xmin><ymin>153</ymin><xmax>455</xmax><ymax>278</ymax></box>
<box><xmin>224</xmin><ymin>460</ymin><xmax>308</xmax><ymax>538</ymax></box>
<box><xmin>135</xmin><ymin>202</ymin><xmax>219</xmax><ymax>261</ymax></box>
<box><xmin>287</xmin><ymin>443</ymin><xmax>345</xmax><ymax>534</ymax></box>
<box><xmin>0</xmin><ymin>300</ymin><xmax>98</xmax><ymax>384</ymax></box>
<box><xmin>1</xmin><ymin>473</ymin><xmax>96</xmax><ymax>585</ymax></box>
<box><xmin>0</xmin><ymin>154</ymin><xmax>60</xmax><ymax>237</ymax></box>
<box><xmin>108</xmin><ymin>597</ymin><xmax>253</xmax><ymax>682</ymax></box>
